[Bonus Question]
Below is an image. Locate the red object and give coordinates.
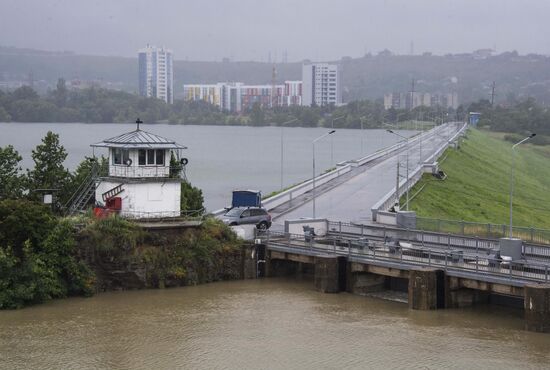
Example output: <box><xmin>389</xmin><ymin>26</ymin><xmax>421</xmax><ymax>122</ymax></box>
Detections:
<box><xmin>106</xmin><ymin>197</ymin><xmax>122</xmax><ymax>210</ymax></box>
<box><xmin>93</xmin><ymin>207</ymin><xmax>117</xmax><ymax>219</ymax></box>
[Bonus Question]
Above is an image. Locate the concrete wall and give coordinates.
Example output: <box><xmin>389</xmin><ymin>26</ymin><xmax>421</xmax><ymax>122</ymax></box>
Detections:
<box><xmin>96</xmin><ymin>180</ymin><xmax>181</xmax><ymax>218</ymax></box>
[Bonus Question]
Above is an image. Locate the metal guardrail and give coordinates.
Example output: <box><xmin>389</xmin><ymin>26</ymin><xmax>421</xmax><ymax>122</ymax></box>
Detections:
<box><xmin>115</xmin><ymin>209</ymin><xmax>205</xmax><ymax>221</ymax></box>
<box><xmin>413</xmin><ymin>216</ymin><xmax>550</xmax><ymax>246</ymax></box>
<box><xmin>326</xmin><ymin>221</ymin><xmax>550</xmax><ymax>259</ymax></box>
<box><xmin>259</xmin><ymin>229</ymin><xmax>550</xmax><ymax>284</ymax></box>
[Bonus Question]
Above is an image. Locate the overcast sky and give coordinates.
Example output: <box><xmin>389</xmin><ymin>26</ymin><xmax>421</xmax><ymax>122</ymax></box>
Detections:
<box><xmin>1</xmin><ymin>0</ymin><xmax>548</xmax><ymax>61</ymax></box>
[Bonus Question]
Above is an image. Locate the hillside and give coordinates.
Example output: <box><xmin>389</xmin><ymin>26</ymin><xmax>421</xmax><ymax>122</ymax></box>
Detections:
<box><xmin>1</xmin><ymin>46</ymin><xmax>550</xmax><ymax>104</ymax></box>
<box><xmin>407</xmin><ymin>129</ymin><xmax>550</xmax><ymax>229</ymax></box>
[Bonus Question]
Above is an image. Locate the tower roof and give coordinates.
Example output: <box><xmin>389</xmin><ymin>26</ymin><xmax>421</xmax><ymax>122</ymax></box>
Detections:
<box><xmin>91</xmin><ymin>128</ymin><xmax>187</xmax><ymax>149</ymax></box>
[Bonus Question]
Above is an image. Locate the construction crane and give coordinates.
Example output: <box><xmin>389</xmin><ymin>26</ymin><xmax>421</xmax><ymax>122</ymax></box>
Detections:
<box><xmin>271</xmin><ymin>65</ymin><xmax>278</xmax><ymax>109</ymax></box>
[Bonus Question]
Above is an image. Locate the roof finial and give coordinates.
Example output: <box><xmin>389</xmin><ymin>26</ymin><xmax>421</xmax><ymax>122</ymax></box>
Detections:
<box><xmin>136</xmin><ymin>118</ymin><xmax>143</xmax><ymax>131</ymax></box>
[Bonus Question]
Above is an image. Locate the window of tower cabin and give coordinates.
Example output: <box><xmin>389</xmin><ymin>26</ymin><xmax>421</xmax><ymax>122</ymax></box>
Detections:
<box><xmin>113</xmin><ymin>149</ymin><xmax>130</xmax><ymax>165</ymax></box>
<box><xmin>138</xmin><ymin>149</ymin><xmax>165</xmax><ymax>165</ymax></box>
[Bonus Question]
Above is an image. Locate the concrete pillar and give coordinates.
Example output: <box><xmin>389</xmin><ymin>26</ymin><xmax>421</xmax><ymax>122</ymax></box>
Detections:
<box><xmin>241</xmin><ymin>245</ymin><xmax>258</xmax><ymax>279</ymax></box>
<box><xmin>347</xmin><ymin>272</ymin><xmax>386</xmax><ymax>295</ymax></box>
<box><xmin>524</xmin><ymin>284</ymin><xmax>550</xmax><ymax>333</ymax></box>
<box><xmin>314</xmin><ymin>256</ymin><xmax>342</xmax><ymax>293</ymax></box>
<box><xmin>408</xmin><ymin>268</ymin><xmax>444</xmax><ymax>310</ymax></box>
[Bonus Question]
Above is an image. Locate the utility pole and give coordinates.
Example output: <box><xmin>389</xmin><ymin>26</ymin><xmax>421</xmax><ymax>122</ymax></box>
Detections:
<box><xmin>409</xmin><ymin>78</ymin><xmax>415</xmax><ymax>111</ymax></box>
<box><xmin>490</xmin><ymin>81</ymin><xmax>496</xmax><ymax>106</ymax></box>
<box><xmin>271</xmin><ymin>66</ymin><xmax>278</xmax><ymax>109</ymax></box>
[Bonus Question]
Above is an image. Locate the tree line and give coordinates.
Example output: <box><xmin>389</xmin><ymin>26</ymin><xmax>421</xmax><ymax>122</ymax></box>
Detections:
<box><xmin>3</xmin><ymin>79</ymin><xmax>549</xmax><ymax>135</ymax></box>
<box><xmin>0</xmin><ymin>79</ymin><xmax>458</xmax><ymax>127</ymax></box>
<box><xmin>469</xmin><ymin>97</ymin><xmax>550</xmax><ymax>140</ymax></box>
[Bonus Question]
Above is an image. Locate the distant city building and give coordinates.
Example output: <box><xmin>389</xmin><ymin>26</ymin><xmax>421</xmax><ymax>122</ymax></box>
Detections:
<box><xmin>183</xmin><ymin>81</ymin><xmax>303</xmax><ymax>113</ymax></box>
<box><xmin>138</xmin><ymin>45</ymin><xmax>173</xmax><ymax>104</ymax></box>
<box><xmin>183</xmin><ymin>84</ymin><xmax>224</xmax><ymax>107</ymax></box>
<box><xmin>283</xmin><ymin>81</ymin><xmax>303</xmax><ymax>106</ymax></box>
<box><xmin>384</xmin><ymin>92</ymin><xmax>458</xmax><ymax>110</ymax></box>
<box><xmin>302</xmin><ymin>63</ymin><xmax>342</xmax><ymax>107</ymax></box>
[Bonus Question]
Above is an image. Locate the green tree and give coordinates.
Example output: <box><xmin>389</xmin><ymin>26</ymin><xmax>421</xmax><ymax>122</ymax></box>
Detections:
<box><xmin>249</xmin><ymin>103</ymin><xmax>265</xmax><ymax>126</ymax></box>
<box><xmin>54</xmin><ymin>78</ymin><xmax>68</xmax><ymax>107</ymax></box>
<box><xmin>27</xmin><ymin>131</ymin><xmax>72</xmax><ymax>205</ymax></box>
<box><xmin>180</xmin><ymin>181</ymin><xmax>204</xmax><ymax>215</ymax></box>
<box><xmin>0</xmin><ymin>107</ymin><xmax>11</xmax><ymax>122</ymax></box>
<box><xmin>0</xmin><ymin>145</ymin><xmax>25</xmax><ymax>199</ymax></box>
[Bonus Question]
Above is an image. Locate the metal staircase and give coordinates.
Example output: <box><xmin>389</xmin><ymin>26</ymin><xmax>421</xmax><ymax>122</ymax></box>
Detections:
<box><xmin>64</xmin><ymin>173</ymin><xmax>99</xmax><ymax>216</ymax></box>
<box><xmin>102</xmin><ymin>184</ymin><xmax>124</xmax><ymax>202</ymax></box>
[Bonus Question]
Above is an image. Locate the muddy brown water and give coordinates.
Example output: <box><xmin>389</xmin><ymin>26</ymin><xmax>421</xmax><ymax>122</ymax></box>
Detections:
<box><xmin>1</xmin><ymin>278</ymin><xmax>549</xmax><ymax>369</ymax></box>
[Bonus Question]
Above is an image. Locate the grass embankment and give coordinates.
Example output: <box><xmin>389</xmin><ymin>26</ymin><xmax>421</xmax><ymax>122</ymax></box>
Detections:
<box><xmin>407</xmin><ymin>129</ymin><xmax>550</xmax><ymax>229</ymax></box>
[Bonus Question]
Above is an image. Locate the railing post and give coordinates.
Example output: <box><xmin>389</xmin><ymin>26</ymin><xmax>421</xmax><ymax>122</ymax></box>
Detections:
<box><xmin>461</xmin><ymin>220</ymin><xmax>465</xmax><ymax>235</ymax></box>
<box><xmin>348</xmin><ymin>240</ymin><xmax>351</xmax><ymax>257</ymax></box>
<box><xmin>546</xmin><ymin>265</ymin><xmax>548</xmax><ymax>283</ymax></box>
<box><xmin>476</xmin><ymin>256</ymin><xmax>478</xmax><ymax>272</ymax></box>
<box><xmin>361</xmin><ymin>224</ymin><xmax>364</xmax><ymax>236</ymax></box>
<box><xmin>339</xmin><ymin>221</ymin><xmax>342</xmax><ymax>237</ymax></box>
<box><xmin>428</xmin><ymin>251</ymin><xmax>431</xmax><ymax>266</ymax></box>
<box><xmin>421</xmin><ymin>231</ymin><xmax>424</xmax><ymax>247</ymax></box>
<box><xmin>407</xmin><ymin>228</ymin><xmax>410</xmax><ymax>242</ymax></box>
<box><xmin>448</xmin><ymin>233</ymin><xmax>451</xmax><ymax>249</ymax></box>
<box><xmin>445</xmin><ymin>252</ymin><xmax>447</xmax><ymax>269</ymax></box>
<box><xmin>475</xmin><ymin>237</ymin><xmax>479</xmax><ymax>254</ymax></box>
<box><xmin>383</xmin><ymin>226</ymin><xmax>386</xmax><ymax>239</ymax></box>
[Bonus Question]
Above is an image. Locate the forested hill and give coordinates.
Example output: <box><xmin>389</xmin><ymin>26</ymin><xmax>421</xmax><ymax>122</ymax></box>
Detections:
<box><xmin>1</xmin><ymin>46</ymin><xmax>550</xmax><ymax>105</ymax></box>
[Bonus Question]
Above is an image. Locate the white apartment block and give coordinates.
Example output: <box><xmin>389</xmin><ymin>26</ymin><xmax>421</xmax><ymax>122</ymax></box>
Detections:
<box><xmin>138</xmin><ymin>45</ymin><xmax>174</xmax><ymax>104</ymax></box>
<box><xmin>302</xmin><ymin>63</ymin><xmax>342</xmax><ymax>107</ymax></box>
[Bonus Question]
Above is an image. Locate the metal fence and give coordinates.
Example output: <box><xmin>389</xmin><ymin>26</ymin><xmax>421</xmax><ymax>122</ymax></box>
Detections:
<box><xmin>260</xmin><ymin>229</ymin><xmax>550</xmax><ymax>284</ymax></box>
<box><xmin>326</xmin><ymin>221</ymin><xmax>550</xmax><ymax>259</ymax></box>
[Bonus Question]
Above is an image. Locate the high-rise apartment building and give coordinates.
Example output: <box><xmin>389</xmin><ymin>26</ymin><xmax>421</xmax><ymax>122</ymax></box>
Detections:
<box><xmin>302</xmin><ymin>63</ymin><xmax>342</xmax><ymax>107</ymax></box>
<box><xmin>138</xmin><ymin>45</ymin><xmax>173</xmax><ymax>104</ymax></box>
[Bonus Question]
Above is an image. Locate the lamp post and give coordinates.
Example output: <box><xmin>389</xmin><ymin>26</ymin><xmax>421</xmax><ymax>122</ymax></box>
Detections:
<box><xmin>313</xmin><ymin>130</ymin><xmax>336</xmax><ymax>218</ymax></box>
<box><xmin>359</xmin><ymin>116</ymin><xmax>367</xmax><ymax>156</ymax></box>
<box><xmin>279</xmin><ymin>117</ymin><xmax>298</xmax><ymax>190</ymax></box>
<box><xmin>387</xmin><ymin>129</ymin><xmax>410</xmax><ymax>210</ymax></box>
<box><xmin>331</xmin><ymin>115</ymin><xmax>345</xmax><ymax>166</ymax></box>
<box><xmin>508</xmin><ymin>133</ymin><xmax>536</xmax><ymax>237</ymax></box>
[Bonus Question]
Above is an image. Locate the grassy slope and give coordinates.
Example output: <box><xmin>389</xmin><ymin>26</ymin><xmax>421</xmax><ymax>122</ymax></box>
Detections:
<box><xmin>407</xmin><ymin>129</ymin><xmax>550</xmax><ymax>229</ymax></box>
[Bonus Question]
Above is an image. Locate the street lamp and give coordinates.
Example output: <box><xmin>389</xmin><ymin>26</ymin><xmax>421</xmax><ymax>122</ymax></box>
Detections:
<box><xmin>312</xmin><ymin>130</ymin><xmax>336</xmax><ymax>218</ymax></box>
<box><xmin>387</xmin><ymin>129</ymin><xmax>410</xmax><ymax>210</ymax></box>
<box><xmin>508</xmin><ymin>133</ymin><xmax>536</xmax><ymax>237</ymax></box>
<box><xmin>331</xmin><ymin>115</ymin><xmax>345</xmax><ymax>166</ymax></box>
<box><xmin>279</xmin><ymin>117</ymin><xmax>298</xmax><ymax>190</ymax></box>
<box><xmin>359</xmin><ymin>116</ymin><xmax>367</xmax><ymax>156</ymax></box>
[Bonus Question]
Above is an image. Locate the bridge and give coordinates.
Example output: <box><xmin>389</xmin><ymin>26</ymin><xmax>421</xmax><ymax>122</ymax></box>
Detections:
<box><xmin>254</xmin><ymin>221</ymin><xmax>550</xmax><ymax>332</ymax></box>
<box><xmin>241</xmin><ymin>123</ymin><xmax>550</xmax><ymax>333</ymax></box>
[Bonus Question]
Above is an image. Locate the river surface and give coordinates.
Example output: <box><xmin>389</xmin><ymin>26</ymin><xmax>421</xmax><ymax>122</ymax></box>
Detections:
<box><xmin>0</xmin><ymin>279</ymin><xmax>549</xmax><ymax>370</ymax></box>
<box><xmin>0</xmin><ymin>123</ymin><xmax>408</xmax><ymax>210</ymax></box>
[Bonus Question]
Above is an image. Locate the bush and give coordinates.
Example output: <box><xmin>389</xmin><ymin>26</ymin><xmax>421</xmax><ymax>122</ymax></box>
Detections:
<box><xmin>0</xmin><ymin>200</ymin><xmax>95</xmax><ymax>309</ymax></box>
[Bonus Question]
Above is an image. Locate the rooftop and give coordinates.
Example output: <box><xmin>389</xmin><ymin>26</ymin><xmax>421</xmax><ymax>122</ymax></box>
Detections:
<box><xmin>91</xmin><ymin>128</ymin><xmax>187</xmax><ymax>149</ymax></box>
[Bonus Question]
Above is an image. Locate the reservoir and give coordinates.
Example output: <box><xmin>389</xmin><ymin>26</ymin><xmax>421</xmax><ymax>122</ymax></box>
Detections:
<box><xmin>0</xmin><ymin>123</ymin><xmax>407</xmax><ymax>210</ymax></box>
<box><xmin>0</xmin><ymin>279</ymin><xmax>549</xmax><ymax>369</ymax></box>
